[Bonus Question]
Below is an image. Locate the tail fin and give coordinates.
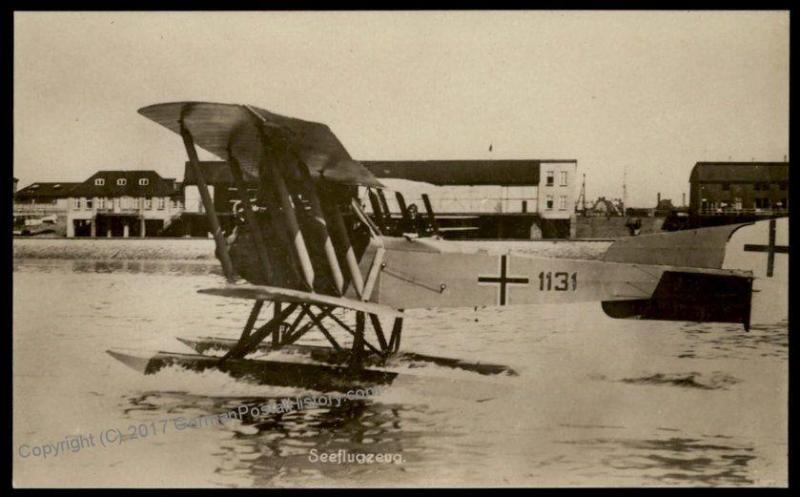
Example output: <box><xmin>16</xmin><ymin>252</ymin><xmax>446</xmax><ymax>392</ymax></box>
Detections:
<box><xmin>602</xmin><ymin>223</ymin><xmax>752</xmax><ymax>269</ymax></box>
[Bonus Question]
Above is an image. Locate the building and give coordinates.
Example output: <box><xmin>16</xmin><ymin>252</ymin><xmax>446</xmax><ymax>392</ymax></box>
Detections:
<box><xmin>655</xmin><ymin>196</ymin><xmax>676</xmax><ymax>216</ymax></box>
<box><xmin>14</xmin><ymin>181</ymin><xmax>82</xmax><ymax>232</ymax></box>
<box><xmin>662</xmin><ymin>161</ymin><xmax>788</xmax><ymax>232</ymax></box>
<box><xmin>364</xmin><ymin>160</ymin><xmax>578</xmax><ymax>238</ymax></box>
<box><xmin>65</xmin><ymin>170</ymin><xmax>183</xmax><ymax>237</ymax></box>
<box><xmin>689</xmin><ymin>162</ymin><xmax>789</xmax><ymax>214</ymax></box>
<box><xmin>14</xmin><ymin>181</ymin><xmax>81</xmax><ymax>214</ymax></box>
<box><xmin>13</xmin><ymin>181</ymin><xmax>81</xmax><ymax>235</ymax></box>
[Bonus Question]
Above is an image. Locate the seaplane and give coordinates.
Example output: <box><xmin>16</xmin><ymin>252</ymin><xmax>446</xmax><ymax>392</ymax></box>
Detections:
<box><xmin>107</xmin><ymin>101</ymin><xmax>763</xmax><ymax>392</ymax></box>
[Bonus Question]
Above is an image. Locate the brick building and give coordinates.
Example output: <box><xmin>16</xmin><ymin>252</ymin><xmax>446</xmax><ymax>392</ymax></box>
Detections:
<box><xmin>689</xmin><ymin>162</ymin><xmax>789</xmax><ymax>215</ymax></box>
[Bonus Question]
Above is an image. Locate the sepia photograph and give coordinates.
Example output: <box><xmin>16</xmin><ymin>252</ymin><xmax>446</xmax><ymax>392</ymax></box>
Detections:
<box><xmin>12</xmin><ymin>10</ymin><xmax>789</xmax><ymax>488</ymax></box>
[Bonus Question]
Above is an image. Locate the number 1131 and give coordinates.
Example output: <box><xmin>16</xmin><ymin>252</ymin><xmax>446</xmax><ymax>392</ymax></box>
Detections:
<box><xmin>538</xmin><ymin>271</ymin><xmax>577</xmax><ymax>291</ymax></box>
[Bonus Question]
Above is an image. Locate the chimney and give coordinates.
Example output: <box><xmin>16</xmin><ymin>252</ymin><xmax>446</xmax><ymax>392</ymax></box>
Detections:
<box><xmin>657</xmin><ymin>192</ymin><xmax>661</xmax><ymax>205</ymax></box>
<box><xmin>682</xmin><ymin>192</ymin><xmax>686</xmax><ymax>207</ymax></box>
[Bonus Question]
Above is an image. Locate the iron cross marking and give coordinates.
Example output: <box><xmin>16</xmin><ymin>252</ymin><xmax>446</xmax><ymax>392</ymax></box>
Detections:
<box><xmin>478</xmin><ymin>255</ymin><xmax>529</xmax><ymax>305</ymax></box>
<box><xmin>743</xmin><ymin>218</ymin><xmax>788</xmax><ymax>277</ymax></box>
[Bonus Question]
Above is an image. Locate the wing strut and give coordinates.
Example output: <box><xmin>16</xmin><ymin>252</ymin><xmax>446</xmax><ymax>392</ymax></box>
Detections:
<box><xmin>227</xmin><ymin>151</ymin><xmax>274</xmax><ymax>283</ymax></box>
<box><xmin>297</xmin><ymin>162</ymin><xmax>346</xmax><ymax>295</ymax></box>
<box><xmin>395</xmin><ymin>192</ymin><xmax>412</xmax><ymax>233</ymax></box>
<box><xmin>377</xmin><ymin>189</ymin><xmax>392</xmax><ymax>223</ymax></box>
<box><xmin>244</xmin><ymin>106</ymin><xmax>316</xmax><ymax>291</ymax></box>
<box><xmin>368</xmin><ymin>189</ymin><xmax>388</xmax><ymax>231</ymax></box>
<box><xmin>179</xmin><ymin>119</ymin><xmax>236</xmax><ymax>283</ymax></box>
<box><xmin>322</xmin><ymin>192</ymin><xmax>365</xmax><ymax>298</ymax></box>
<box><xmin>421</xmin><ymin>193</ymin><xmax>440</xmax><ymax>237</ymax></box>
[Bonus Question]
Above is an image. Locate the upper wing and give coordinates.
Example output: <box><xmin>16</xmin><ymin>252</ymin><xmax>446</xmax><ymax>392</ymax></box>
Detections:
<box><xmin>138</xmin><ymin>101</ymin><xmax>383</xmax><ymax>188</ymax></box>
<box><xmin>198</xmin><ymin>284</ymin><xmax>403</xmax><ymax>318</ymax></box>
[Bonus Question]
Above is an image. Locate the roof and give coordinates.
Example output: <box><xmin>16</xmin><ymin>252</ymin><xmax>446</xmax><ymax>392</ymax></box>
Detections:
<box><xmin>363</xmin><ymin>160</ymin><xmax>575</xmax><ymax>186</ymax></box>
<box><xmin>138</xmin><ymin>101</ymin><xmax>382</xmax><ymax>188</ymax></box>
<box><xmin>690</xmin><ymin>162</ymin><xmax>789</xmax><ymax>183</ymax></box>
<box><xmin>70</xmin><ymin>170</ymin><xmax>179</xmax><ymax>197</ymax></box>
<box><xmin>15</xmin><ymin>182</ymin><xmax>82</xmax><ymax>200</ymax></box>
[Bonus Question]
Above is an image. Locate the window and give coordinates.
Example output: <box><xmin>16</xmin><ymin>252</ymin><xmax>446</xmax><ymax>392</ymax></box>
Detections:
<box><xmin>559</xmin><ymin>195</ymin><xmax>567</xmax><ymax>210</ymax></box>
<box><xmin>144</xmin><ymin>197</ymin><xmax>152</xmax><ymax>210</ymax></box>
<box><xmin>72</xmin><ymin>197</ymin><xmax>79</xmax><ymax>209</ymax></box>
<box><xmin>97</xmin><ymin>197</ymin><xmax>105</xmax><ymax>209</ymax></box>
<box><xmin>546</xmin><ymin>171</ymin><xmax>554</xmax><ymax>186</ymax></box>
<box><xmin>116</xmin><ymin>178</ymin><xmax>127</xmax><ymax>186</ymax></box>
<box><xmin>86</xmin><ymin>198</ymin><xmax>93</xmax><ymax>209</ymax></box>
<box><xmin>157</xmin><ymin>197</ymin><xmax>165</xmax><ymax>210</ymax></box>
<box><xmin>138</xmin><ymin>178</ymin><xmax>149</xmax><ymax>186</ymax></box>
<box><xmin>546</xmin><ymin>195</ymin><xmax>554</xmax><ymax>210</ymax></box>
<box><xmin>721</xmin><ymin>183</ymin><xmax>730</xmax><ymax>191</ymax></box>
<box><xmin>780</xmin><ymin>182</ymin><xmax>788</xmax><ymax>191</ymax></box>
<box><xmin>95</xmin><ymin>178</ymin><xmax>105</xmax><ymax>186</ymax></box>
<box><xmin>559</xmin><ymin>171</ymin><xmax>568</xmax><ymax>187</ymax></box>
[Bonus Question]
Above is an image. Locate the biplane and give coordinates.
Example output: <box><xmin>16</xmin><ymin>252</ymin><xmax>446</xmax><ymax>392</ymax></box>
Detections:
<box><xmin>107</xmin><ymin>101</ymin><xmax>757</xmax><ymax>392</ymax></box>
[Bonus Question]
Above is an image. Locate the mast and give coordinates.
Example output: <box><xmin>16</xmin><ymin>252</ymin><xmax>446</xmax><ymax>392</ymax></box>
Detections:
<box><xmin>622</xmin><ymin>166</ymin><xmax>627</xmax><ymax>216</ymax></box>
<box><xmin>577</xmin><ymin>173</ymin><xmax>586</xmax><ymax>215</ymax></box>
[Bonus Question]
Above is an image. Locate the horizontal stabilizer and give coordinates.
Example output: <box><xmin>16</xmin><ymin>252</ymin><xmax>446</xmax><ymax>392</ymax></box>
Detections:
<box><xmin>198</xmin><ymin>284</ymin><xmax>403</xmax><ymax>317</ymax></box>
<box><xmin>601</xmin><ymin>270</ymin><xmax>753</xmax><ymax>329</ymax></box>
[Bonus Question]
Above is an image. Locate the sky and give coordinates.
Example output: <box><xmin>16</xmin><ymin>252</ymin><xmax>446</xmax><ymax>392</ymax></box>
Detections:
<box><xmin>14</xmin><ymin>11</ymin><xmax>789</xmax><ymax>207</ymax></box>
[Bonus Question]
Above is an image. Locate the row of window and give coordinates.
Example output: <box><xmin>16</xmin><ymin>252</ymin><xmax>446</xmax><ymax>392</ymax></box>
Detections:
<box><xmin>72</xmin><ymin>197</ymin><xmax>179</xmax><ymax>210</ymax></box>
<box><xmin>94</xmin><ymin>178</ymin><xmax>151</xmax><ymax>186</ymax></box>
<box><xmin>545</xmin><ymin>195</ymin><xmax>568</xmax><ymax>210</ymax></box>
<box><xmin>715</xmin><ymin>182</ymin><xmax>788</xmax><ymax>191</ymax></box>
<box><xmin>545</xmin><ymin>171</ymin><xmax>569</xmax><ymax>187</ymax></box>
<box><xmin>700</xmin><ymin>198</ymin><xmax>787</xmax><ymax>210</ymax></box>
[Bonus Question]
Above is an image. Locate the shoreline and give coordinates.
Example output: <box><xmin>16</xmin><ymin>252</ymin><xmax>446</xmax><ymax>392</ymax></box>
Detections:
<box><xmin>13</xmin><ymin>237</ymin><xmax>217</xmax><ymax>260</ymax></box>
<box><xmin>13</xmin><ymin>237</ymin><xmax>613</xmax><ymax>262</ymax></box>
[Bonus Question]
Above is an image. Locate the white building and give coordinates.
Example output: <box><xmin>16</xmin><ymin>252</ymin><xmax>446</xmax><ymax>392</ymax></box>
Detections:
<box><xmin>363</xmin><ymin>159</ymin><xmax>578</xmax><ymax>238</ymax></box>
<box><xmin>65</xmin><ymin>170</ymin><xmax>183</xmax><ymax>237</ymax></box>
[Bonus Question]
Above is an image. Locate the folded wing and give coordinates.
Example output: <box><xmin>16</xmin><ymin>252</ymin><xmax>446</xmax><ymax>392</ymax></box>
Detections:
<box><xmin>138</xmin><ymin>101</ymin><xmax>383</xmax><ymax>188</ymax></box>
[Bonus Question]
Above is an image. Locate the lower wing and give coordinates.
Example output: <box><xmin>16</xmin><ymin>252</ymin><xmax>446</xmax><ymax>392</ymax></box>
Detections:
<box><xmin>198</xmin><ymin>284</ymin><xmax>403</xmax><ymax>318</ymax></box>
